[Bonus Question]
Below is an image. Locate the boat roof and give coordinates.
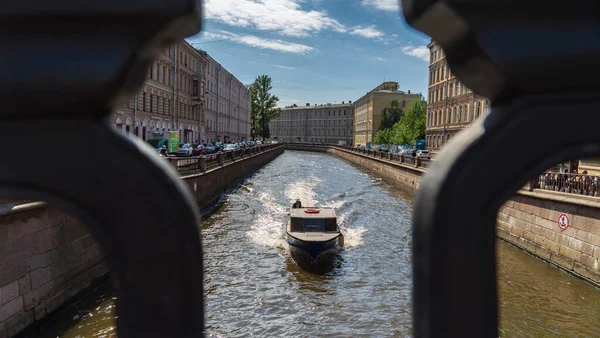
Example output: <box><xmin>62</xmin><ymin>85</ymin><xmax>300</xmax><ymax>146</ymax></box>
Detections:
<box><xmin>290</xmin><ymin>207</ymin><xmax>336</xmax><ymax>219</ymax></box>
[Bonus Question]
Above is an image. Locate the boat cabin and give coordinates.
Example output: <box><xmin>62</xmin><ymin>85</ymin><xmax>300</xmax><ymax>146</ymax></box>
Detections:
<box><xmin>289</xmin><ymin>208</ymin><xmax>337</xmax><ymax>232</ymax></box>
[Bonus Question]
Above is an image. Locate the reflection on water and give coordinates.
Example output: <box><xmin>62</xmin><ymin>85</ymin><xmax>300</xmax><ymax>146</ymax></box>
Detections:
<box><xmin>18</xmin><ymin>151</ymin><xmax>600</xmax><ymax>337</ymax></box>
<box><xmin>497</xmin><ymin>241</ymin><xmax>600</xmax><ymax>337</ymax></box>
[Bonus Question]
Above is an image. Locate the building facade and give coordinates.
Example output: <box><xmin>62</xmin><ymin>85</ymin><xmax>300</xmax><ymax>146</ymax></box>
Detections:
<box><xmin>269</xmin><ymin>102</ymin><xmax>355</xmax><ymax>144</ymax></box>
<box><xmin>110</xmin><ymin>41</ymin><xmax>250</xmax><ymax>145</ymax></box>
<box><xmin>353</xmin><ymin>81</ymin><xmax>420</xmax><ymax>146</ymax></box>
<box><xmin>425</xmin><ymin>40</ymin><xmax>490</xmax><ymax>153</ymax></box>
<box><xmin>203</xmin><ymin>53</ymin><xmax>250</xmax><ymax>143</ymax></box>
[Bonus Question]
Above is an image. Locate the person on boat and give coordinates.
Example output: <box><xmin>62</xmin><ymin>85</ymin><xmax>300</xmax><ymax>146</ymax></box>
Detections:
<box><xmin>292</xmin><ymin>199</ymin><xmax>302</xmax><ymax>209</ymax></box>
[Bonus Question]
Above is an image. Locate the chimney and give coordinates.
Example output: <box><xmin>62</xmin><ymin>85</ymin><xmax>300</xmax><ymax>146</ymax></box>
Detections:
<box><xmin>306</xmin><ymin>103</ymin><xmax>310</xmax><ymax>106</ymax></box>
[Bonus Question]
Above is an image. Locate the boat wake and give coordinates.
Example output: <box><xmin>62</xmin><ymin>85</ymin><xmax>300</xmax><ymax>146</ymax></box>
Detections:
<box><xmin>245</xmin><ymin>191</ymin><xmax>288</xmax><ymax>250</ymax></box>
<box><xmin>340</xmin><ymin>226</ymin><xmax>367</xmax><ymax>249</ymax></box>
<box><xmin>284</xmin><ymin>177</ymin><xmax>321</xmax><ymax>206</ymax></box>
<box><xmin>246</xmin><ymin>209</ymin><xmax>288</xmax><ymax>250</ymax></box>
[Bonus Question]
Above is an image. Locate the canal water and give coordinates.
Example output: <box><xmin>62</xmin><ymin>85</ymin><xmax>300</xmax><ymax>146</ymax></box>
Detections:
<box><xmin>18</xmin><ymin>150</ymin><xmax>600</xmax><ymax>337</ymax></box>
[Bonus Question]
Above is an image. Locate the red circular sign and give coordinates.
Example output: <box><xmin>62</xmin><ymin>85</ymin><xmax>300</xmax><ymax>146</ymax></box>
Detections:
<box><xmin>558</xmin><ymin>213</ymin><xmax>569</xmax><ymax>231</ymax></box>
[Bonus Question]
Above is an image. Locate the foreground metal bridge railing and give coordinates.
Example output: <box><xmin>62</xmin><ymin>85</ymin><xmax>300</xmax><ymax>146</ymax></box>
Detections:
<box><xmin>1</xmin><ymin>0</ymin><xmax>599</xmax><ymax>337</ymax></box>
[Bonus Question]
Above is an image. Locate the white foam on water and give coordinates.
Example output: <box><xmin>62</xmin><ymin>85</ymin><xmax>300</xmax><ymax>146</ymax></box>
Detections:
<box><xmin>246</xmin><ymin>192</ymin><xmax>288</xmax><ymax>250</ymax></box>
<box><xmin>284</xmin><ymin>177</ymin><xmax>321</xmax><ymax>206</ymax></box>
<box><xmin>341</xmin><ymin>226</ymin><xmax>367</xmax><ymax>249</ymax></box>
<box><xmin>246</xmin><ymin>208</ymin><xmax>287</xmax><ymax>250</ymax></box>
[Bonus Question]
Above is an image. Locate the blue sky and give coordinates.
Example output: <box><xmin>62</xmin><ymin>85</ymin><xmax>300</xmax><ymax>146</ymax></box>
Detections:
<box><xmin>186</xmin><ymin>0</ymin><xmax>431</xmax><ymax>107</ymax></box>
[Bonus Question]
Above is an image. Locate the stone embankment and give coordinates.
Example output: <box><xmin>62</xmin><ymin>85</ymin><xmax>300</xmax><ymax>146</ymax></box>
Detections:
<box><xmin>290</xmin><ymin>144</ymin><xmax>600</xmax><ymax>286</ymax></box>
<box><xmin>0</xmin><ymin>144</ymin><xmax>284</xmax><ymax>336</ymax></box>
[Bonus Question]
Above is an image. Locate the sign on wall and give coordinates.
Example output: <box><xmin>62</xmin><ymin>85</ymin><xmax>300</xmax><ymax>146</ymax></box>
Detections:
<box><xmin>558</xmin><ymin>213</ymin><xmax>569</xmax><ymax>231</ymax></box>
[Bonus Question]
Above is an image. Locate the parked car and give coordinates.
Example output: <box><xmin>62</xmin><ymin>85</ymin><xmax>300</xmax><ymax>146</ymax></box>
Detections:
<box><xmin>416</xmin><ymin>150</ymin><xmax>430</xmax><ymax>159</ymax></box>
<box><xmin>223</xmin><ymin>143</ymin><xmax>237</xmax><ymax>152</ymax></box>
<box><xmin>176</xmin><ymin>143</ymin><xmax>193</xmax><ymax>157</ymax></box>
<box><xmin>193</xmin><ymin>144</ymin><xmax>205</xmax><ymax>156</ymax></box>
<box><xmin>205</xmin><ymin>144</ymin><xmax>216</xmax><ymax>154</ymax></box>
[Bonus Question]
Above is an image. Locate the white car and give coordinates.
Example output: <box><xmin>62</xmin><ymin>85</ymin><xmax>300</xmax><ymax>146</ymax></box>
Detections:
<box><xmin>223</xmin><ymin>143</ymin><xmax>237</xmax><ymax>152</ymax></box>
<box><xmin>176</xmin><ymin>143</ymin><xmax>193</xmax><ymax>156</ymax></box>
<box><xmin>416</xmin><ymin>150</ymin><xmax>430</xmax><ymax>159</ymax></box>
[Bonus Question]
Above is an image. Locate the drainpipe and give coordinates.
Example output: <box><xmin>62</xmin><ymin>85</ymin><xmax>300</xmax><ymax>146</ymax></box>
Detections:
<box><xmin>133</xmin><ymin>92</ymin><xmax>138</xmax><ymax>138</ymax></box>
<box><xmin>228</xmin><ymin>77</ymin><xmax>233</xmax><ymax>142</ymax></box>
<box><xmin>216</xmin><ymin>65</ymin><xmax>221</xmax><ymax>142</ymax></box>
<box><xmin>173</xmin><ymin>44</ymin><xmax>178</xmax><ymax>134</ymax></box>
<box><xmin>442</xmin><ymin>77</ymin><xmax>449</xmax><ymax>146</ymax></box>
<box><xmin>237</xmin><ymin>86</ymin><xmax>240</xmax><ymax>140</ymax></box>
<box><xmin>470</xmin><ymin>91</ymin><xmax>475</xmax><ymax>122</ymax></box>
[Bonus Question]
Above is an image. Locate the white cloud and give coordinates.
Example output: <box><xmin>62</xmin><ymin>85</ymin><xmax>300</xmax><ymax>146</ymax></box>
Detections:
<box><xmin>276</xmin><ymin>65</ymin><xmax>296</xmax><ymax>69</ymax></box>
<box><xmin>361</xmin><ymin>0</ymin><xmax>400</xmax><ymax>12</ymax></box>
<box><xmin>374</xmin><ymin>57</ymin><xmax>386</xmax><ymax>62</ymax></box>
<box><xmin>401</xmin><ymin>45</ymin><xmax>429</xmax><ymax>61</ymax></box>
<box><xmin>350</xmin><ymin>25</ymin><xmax>384</xmax><ymax>39</ymax></box>
<box><xmin>201</xmin><ymin>31</ymin><xmax>313</xmax><ymax>54</ymax></box>
<box><xmin>204</xmin><ymin>0</ymin><xmax>347</xmax><ymax>37</ymax></box>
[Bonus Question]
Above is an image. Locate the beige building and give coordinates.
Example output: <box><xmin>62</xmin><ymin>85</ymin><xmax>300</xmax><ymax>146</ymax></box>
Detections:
<box><xmin>110</xmin><ymin>41</ymin><xmax>250</xmax><ymax>145</ymax></box>
<box><xmin>202</xmin><ymin>53</ymin><xmax>251</xmax><ymax>143</ymax></box>
<box><xmin>425</xmin><ymin>40</ymin><xmax>490</xmax><ymax>153</ymax></box>
<box><xmin>353</xmin><ymin>81</ymin><xmax>420</xmax><ymax>146</ymax></box>
<box><xmin>269</xmin><ymin>102</ymin><xmax>355</xmax><ymax>144</ymax></box>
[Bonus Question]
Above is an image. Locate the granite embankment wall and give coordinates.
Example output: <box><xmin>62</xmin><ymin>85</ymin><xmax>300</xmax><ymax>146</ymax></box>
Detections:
<box><xmin>318</xmin><ymin>145</ymin><xmax>600</xmax><ymax>286</ymax></box>
<box><xmin>0</xmin><ymin>202</ymin><xmax>107</xmax><ymax>337</ymax></box>
<box><xmin>182</xmin><ymin>145</ymin><xmax>284</xmax><ymax>210</ymax></box>
<box><xmin>0</xmin><ymin>145</ymin><xmax>284</xmax><ymax>336</ymax></box>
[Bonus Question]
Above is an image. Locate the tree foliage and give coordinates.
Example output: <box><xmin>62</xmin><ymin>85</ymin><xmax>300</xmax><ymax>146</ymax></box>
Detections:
<box><xmin>379</xmin><ymin>100</ymin><xmax>403</xmax><ymax>131</ymax></box>
<box><xmin>373</xmin><ymin>128</ymin><xmax>392</xmax><ymax>144</ymax></box>
<box><xmin>389</xmin><ymin>96</ymin><xmax>427</xmax><ymax>145</ymax></box>
<box><xmin>248</xmin><ymin>75</ymin><xmax>281</xmax><ymax>140</ymax></box>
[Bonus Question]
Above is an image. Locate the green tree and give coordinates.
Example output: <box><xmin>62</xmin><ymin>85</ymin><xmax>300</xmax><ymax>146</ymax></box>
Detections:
<box><xmin>248</xmin><ymin>75</ymin><xmax>281</xmax><ymax>140</ymax></box>
<box><xmin>373</xmin><ymin>128</ymin><xmax>392</xmax><ymax>144</ymax></box>
<box><xmin>379</xmin><ymin>100</ymin><xmax>403</xmax><ymax>131</ymax></box>
<box><xmin>390</xmin><ymin>96</ymin><xmax>427</xmax><ymax>145</ymax></box>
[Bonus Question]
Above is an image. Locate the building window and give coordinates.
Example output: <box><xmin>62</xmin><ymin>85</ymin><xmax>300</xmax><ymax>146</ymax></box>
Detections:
<box><xmin>156</xmin><ymin>63</ymin><xmax>160</xmax><ymax>81</ymax></box>
<box><xmin>162</xmin><ymin>67</ymin><xmax>166</xmax><ymax>84</ymax></box>
<box><xmin>402</xmin><ymin>100</ymin><xmax>406</xmax><ymax>108</ymax></box>
<box><xmin>150</xmin><ymin>95</ymin><xmax>154</xmax><ymax>113</ymax></box>
<box><xmin>143</xmin><ymin>92</ymin><xmax>146</xmax><ymax>111</ymax></box>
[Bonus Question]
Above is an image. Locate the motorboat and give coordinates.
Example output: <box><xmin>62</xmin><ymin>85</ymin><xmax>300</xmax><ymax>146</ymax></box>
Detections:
<box><xmin>286</xmin><ymin>206</ymin><xmax>344</xmax><ymax>270</ymax></box>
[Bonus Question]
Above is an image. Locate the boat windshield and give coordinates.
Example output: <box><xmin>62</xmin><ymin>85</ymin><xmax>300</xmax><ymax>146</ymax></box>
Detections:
<box><xmin>290</xmin><ymin>217</ymin><xmax>337</xmax><ymax>232</ymax></box>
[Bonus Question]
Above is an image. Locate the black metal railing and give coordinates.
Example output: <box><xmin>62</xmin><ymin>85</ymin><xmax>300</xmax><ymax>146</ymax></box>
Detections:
<box><xmin>534</xmin><ymin>172</ymin><xmax>600</xmax><ymax>196</ymax></box>
<box><xmin>167</xmin><ymin>144</ymin><xmax>283</xmax><ymax>176</ymax></box>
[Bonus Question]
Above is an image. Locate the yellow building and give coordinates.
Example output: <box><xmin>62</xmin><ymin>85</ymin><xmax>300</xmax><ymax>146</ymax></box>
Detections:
<box><xmin>353</xmin><ymin>81</ymin><xmax>420</xmax><ymax>146</ymax></box>
<box><xmin>578</xmin><ymin>159</ymin><xmax>600</xmax><ymax>176</ymax></box>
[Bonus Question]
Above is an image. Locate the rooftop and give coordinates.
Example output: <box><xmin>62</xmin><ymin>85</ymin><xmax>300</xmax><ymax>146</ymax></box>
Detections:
<box><xmin>283</xmin><ymin>102</ymin><xmax>354</xmax><ymax>110</ymax></box>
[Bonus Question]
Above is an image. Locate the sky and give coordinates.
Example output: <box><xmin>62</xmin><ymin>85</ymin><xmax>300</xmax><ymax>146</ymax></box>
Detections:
<box><xmin>185</xmin><ymin>0</ymin><xmax>431</xmax><ymax>108</ymax></box>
